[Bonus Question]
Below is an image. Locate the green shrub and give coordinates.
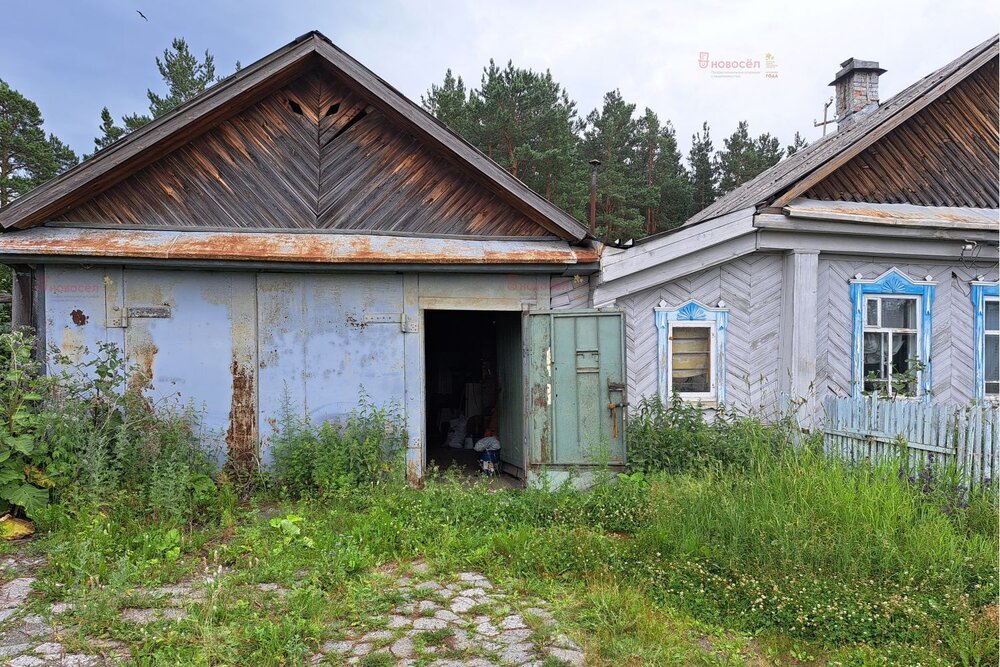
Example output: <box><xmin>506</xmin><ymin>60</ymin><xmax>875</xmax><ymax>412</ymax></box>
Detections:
<box><xmin>626</xmin><ymin>394</ymin><xmax>788</xmax><ymax>474</ymax></box>
<box><xmin>0</xmin><ymin>330</ymin><xmax>52</xmax><ymax>516</ymax></box>
<box><xmin>270</xmin><ymin>391</ymin><xmax>405</xmax><ymax>495</ymax></box>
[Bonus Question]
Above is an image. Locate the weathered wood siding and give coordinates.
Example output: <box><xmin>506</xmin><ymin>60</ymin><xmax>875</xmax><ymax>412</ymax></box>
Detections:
<box><xmin>815</xmin><ymin>257</ymin><xmax>999</xmax><ymax>405</ymax></box>
<box><xmin>550</xmin><ymin>275</ymin><xmax>591</xmax><ymax>309</ymax></box>
<box><xmin>806</xmin><ymin>58</ymin><xmax>999</xmax><ymax>207</ymax></box>
<box><xmin>55</xmin><ymin>70</ymin><xmax>553</xmax><ymax>237</ymax></box>
<box><xmin>617</xmin><ymin>253</ymin><xmax>784</xmax><ymax>414</ymax></box>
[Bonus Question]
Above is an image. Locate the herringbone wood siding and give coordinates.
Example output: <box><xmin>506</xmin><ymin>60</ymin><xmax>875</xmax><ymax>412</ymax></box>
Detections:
<box><xmin>815</xmin><ymin>259</ymin><xmax>999</xmax><ymax>405</ymax></box>
<box><xmin>619</xmin><ymin>253</ymin><xmax>784</xmax><ymax>414</ymax></box>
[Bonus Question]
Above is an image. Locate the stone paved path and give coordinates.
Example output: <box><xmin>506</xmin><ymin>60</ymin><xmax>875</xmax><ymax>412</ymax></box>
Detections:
<box><xmin>2</xmin><ymin>554</ymin><xmax>584</xmax><ymax>666</ymax></box>
<box><xmin>309</xmin><ymin>563</ymin><xmax>585</xmax><ymax>666</ymax></box>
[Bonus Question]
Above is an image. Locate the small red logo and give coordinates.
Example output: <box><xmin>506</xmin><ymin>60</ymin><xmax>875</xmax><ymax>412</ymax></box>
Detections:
<box><xmin>698</xmin><ymin>52</ymin><xmax>709</xmax><ymax>69</ymax></box>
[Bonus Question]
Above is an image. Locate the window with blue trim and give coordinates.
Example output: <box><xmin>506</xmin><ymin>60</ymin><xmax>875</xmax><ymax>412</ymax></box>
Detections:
<box><xmin>971</xmin><ymin>281</ymin><xmax>1000</xmax><ymax>401</ymax></box>
<box><xmin>655</xmin><ymin>300</ymin><xmax>728</xmax><ymax>405</ymax></box>
<box><xmin>850</xmin><ymin>269</ymin><xmax>934</xmax><ymax>399</ymax></box>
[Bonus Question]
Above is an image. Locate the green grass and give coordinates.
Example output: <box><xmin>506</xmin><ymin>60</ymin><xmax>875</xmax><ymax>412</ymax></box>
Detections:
<box><xmin>8</xmin><ymin>411</ymin><xmax>996</xmax><ymax>666</ymax></box>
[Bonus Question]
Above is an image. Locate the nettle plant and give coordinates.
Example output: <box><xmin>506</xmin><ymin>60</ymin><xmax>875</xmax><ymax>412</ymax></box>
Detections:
<box><xmin>0</xmin><ymin>331</ymin><xmax>52</xmax><ymax>516</ymax></box>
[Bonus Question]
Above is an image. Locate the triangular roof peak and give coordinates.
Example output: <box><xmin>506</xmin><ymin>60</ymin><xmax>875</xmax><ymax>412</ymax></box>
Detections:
<box><xmin>0</xmin><ymin>31</ymin><xmax>590</xmax><ymax>242</ymax></box>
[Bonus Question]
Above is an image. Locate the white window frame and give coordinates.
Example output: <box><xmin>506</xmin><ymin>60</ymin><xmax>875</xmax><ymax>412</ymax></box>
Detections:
<box><xmin>862</xmin><ymin>294</ymin><xmax>922</xmax><ymax>397</ymax></box>
<box><xmin>666</xmin><ymin>320</ymin><xmax>718</xmax><ymax>402</ymax></box>
<box><xmin>984</xmin><ymin>296</ymin><xmax>1000</xmax><ymax>400</ymax></box>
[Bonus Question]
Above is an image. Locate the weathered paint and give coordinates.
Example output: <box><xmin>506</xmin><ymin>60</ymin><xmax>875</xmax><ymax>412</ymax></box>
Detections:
<box><xmin>969</xmin><ymin>281</ymin><xmax>999</xmax><ymax>402</ymax></box>
<box><xmin>525</xmin><ymin>310</ymin><xmax>625</xmax><ymax>483</ymax></box>
<box><xmin>654</xmin><ymin>300</ymin><xmax>729</xmax><ymax>406</ymax></box>
<box><xmin>256</xmin><ymin>273</ymin><xmax>406</xmax><ymax>461</ymax></box>
<box><xmin>39</xmin><ymin>267</ymin><xmax>625</xmax><ymax>485</ymax></box>
<box><xmin>0</xmin><ymin>227</ymin><xmax>600</xmax><ymax>267</ymax></box>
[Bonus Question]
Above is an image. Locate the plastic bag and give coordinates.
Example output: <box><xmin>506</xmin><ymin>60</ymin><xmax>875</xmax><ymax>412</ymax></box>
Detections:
<box><xmin>474</xmin><ymin>435</ymin><xmax>500</xmax><ymax>452</ymax></box>
<box><xmin>445</xmin><ymin>415</ymin><xmax>467</xmax><ymax>449</ymax></box>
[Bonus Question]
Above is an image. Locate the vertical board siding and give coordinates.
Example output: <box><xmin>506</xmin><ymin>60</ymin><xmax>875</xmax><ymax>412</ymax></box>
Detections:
<box><xmin>823</xmin><ymin>395</ymin><xmax>999</xmax><ymax>488</ymax></box>
<box><xmin>619</xmin><ymin>253</ymin><xmax>783</xmax><ymax>415</ymax></box>
<box><xmin>815</xmin><ymin>259</ymin><xmax>998</xmax><ymax>408</ymax></box>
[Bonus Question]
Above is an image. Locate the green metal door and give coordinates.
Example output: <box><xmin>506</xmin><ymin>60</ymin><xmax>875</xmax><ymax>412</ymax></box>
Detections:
<box><xmin>525</xmin><ymin>310</ymin><xmax>626</xmax><ymax>471</ymax></box>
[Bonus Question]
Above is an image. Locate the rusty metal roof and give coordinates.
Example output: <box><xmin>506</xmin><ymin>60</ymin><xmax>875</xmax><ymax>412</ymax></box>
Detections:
<box><xmin>684</xmin><ymin>34</ymin><xmax>999</xmax><ymax>227</ymax></box>
<box><xmin>0</xmin><ymin>227</ymin><xmax>600</xmax><ymax>269</ymax></box>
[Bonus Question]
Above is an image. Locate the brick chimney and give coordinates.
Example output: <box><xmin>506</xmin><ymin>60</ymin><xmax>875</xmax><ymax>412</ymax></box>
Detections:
<box><xmin>829</xmin><ymin>58</ymin><xmax>886</xmax><ymax>131</ymax></box>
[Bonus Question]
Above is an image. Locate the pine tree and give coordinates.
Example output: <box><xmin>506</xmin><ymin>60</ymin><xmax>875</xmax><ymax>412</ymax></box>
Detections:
<box><xmin>580</xmin><ymin>90</ymin><xmax>645</xmax><ymax>240</ymax></box>
<box><xmin>94</xmin><ymin>38</ymin><xmax>223</xmax><ymax>153</ymax></box>
<box><xmin>637</xmin><ymin>108</ymin><xmax>691</xmax><ymax>234</ymax></box>
<box><xmin>716</xmin><ymin>121</ymin><xmax>784</xmax><ymax>195</ymax></box>
<box><xmin>0</xmin><ymin>79</ymin><xmax>79</xmax><ymax>206</ymax></box>
<box><xmin>462</xmin><ymin>61</ymin><xmax>583</xmax><ymax>216</ymax></box>
<box><xmin>688</xmin><ymin>122</ymin><xmax>717</xmax><ymax>213</ymax></box>
<box><xmin>0</xmin><ymin>79</ymin><xmax>78</xmax><ymax>327</ymax></box>
<box><xmin>786</xmin><ymin>131</ymin><xmax>809</xmax><ymax>156</ymax></box>
<box><xmin>422</xmin><ymin>69</ymin><xmax>470</xmax><ymax>136</ymax></box>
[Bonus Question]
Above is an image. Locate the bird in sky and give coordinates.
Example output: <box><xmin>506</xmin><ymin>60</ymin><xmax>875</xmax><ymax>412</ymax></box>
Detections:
<box><xmin>136</xmin><ymin>9</ymin><xmax>148</xmax><ymax>21</ymax></box>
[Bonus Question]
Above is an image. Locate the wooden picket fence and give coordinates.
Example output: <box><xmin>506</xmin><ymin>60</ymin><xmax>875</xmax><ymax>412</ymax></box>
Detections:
<box><xmin>822</xmin><ymin>395</ymin><xmax>998</xmax><ymax>488</ymax></box>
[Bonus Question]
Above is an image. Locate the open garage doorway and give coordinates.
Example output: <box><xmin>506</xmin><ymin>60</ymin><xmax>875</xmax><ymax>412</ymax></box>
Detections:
<box><xmin>424</xmin><ymin>310</ymin><xmax>524</xmax><ymax>486</ymax></box>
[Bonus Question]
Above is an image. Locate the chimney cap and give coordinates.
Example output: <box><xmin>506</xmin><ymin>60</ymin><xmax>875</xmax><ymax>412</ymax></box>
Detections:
<box><xmin>829</xmin><ymin>58</ymin><xmax>887</xmax><ymax>86</ymax></box>
<box><xmin>589</xmin><ymin>159</ymin><xmax>601</xmax><ymax>167</ymax></box>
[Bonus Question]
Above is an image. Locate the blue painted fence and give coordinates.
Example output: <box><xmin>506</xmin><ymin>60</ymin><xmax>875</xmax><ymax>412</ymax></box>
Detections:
<box><xmin>822</xmin><ymin>395</ymin><xmax>998</xmax><ymax>489</ymax></box>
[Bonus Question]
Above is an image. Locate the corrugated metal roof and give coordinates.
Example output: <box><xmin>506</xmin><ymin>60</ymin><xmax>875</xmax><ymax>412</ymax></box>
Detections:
<box><xmin>783</xmin><ymin>198</ymin><xmax>1000</xmax><ymax>230</ymax></box>
<box><xmin>685</xmin><ymin>34</ymin><xmax>1000</xmax><ymax>226</ymax></box>
<box><xmin>0</xmin><ymin>228</ymin><xmax>600</xmax><ymax>267</ymax></box>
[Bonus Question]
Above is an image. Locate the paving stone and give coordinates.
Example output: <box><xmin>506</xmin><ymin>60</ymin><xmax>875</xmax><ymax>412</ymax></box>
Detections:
<box><xmin>386</xmin><ymin>614</ymin><xmax>411</xmax><ymax>628</ymax></box>
<box><xmin>362</xmin><ymin>629</ymin><xmax>394</xmax><ymax>643</ymax></box>
<box><xmin>548</xmin><ymin>647</ymin><xmax>585</xmax><ymax>666</ymax></box>
<box><xmin>352</xmin><ymin>642</ymin><xmax>371</xmax><ymax>656</ymax></box>
<box><xmin>414</xmin><ymin>580</ymin><xmax>442</xmax><ymax>592</ymax></box>
<box><xmin>499</xmin><ymin>614</ymin><xmax>526</xmax><ymax>630</ymax></box>
<box><xmin>0</xmin><ymin>577</ymin><xmax>34</xmax><ymax>609</ymax></box>
<box><xmin>474</xmin><ymin>620</ymin><xmax>499</xmax><ymax>636</ymax></box>
<box><xmin>321</xmin><ymin>640</ymin><xmax>354</xmax><ymax>654</ymax></box>
<box><xmin>462</xmin><ymin>587</ymin><xmax>489</xmax><ymax>598</ymax></box>
<box><xmin>551</xmin><ymin>633</ymin><xmax>581</xmax><ymax>650</ymax></box>
<box><xmin>20</xmin><ymin>614</ymin><xmax>52</xmax><ymax>636</ymax></box>
<box><xmin>416</xmin><ymin>600</ymin><xmax>440</xmax><ymax>613</ymax></box>
<box><xmin>34</xmin><ymin>642</ymin><xmax>63</xmax><ymax>655</ymax></box>
<box><xmin>162</xmin><ymin>608</ymin><xmax>188</xmax><ymax>621</ymax></box>
<box><xmin>48</xmin><ymin>602</ymin><xmax>74</xmax><ymax>615</ymax></box>
<box><xmin>497</xmin><ymin>629</ymin><xmax>532</xmax><ymax>644</ymax></box>
<box><xmin>0</xmin><ymin>643</ymin><xmax>32</xmax><ymax>658</ymax></box>
<box><xmin>390</xmin><ymin>635</ymin><xmax>414</xmax><ymax>658</ymax></box>
<box><xmin>0</xmin><ymin>608</ymin><xmax>16</xmax><ymax>623</ymax></box>
<box><xmin>410</xmin><ymin>562</ymin><xmax>430</xmax><ymax>574</ymax></box>
<box><xmin>433</xmin><ymin>609</ymin><xmax>462</xmax><ymax>624</ymax></box>
<box><xmin>449</xmin><ymin>596</ymin><xmax>477</xmax><ymax>613</ymax></box>
<box><xmin>59</xmin><ymin>656</ymin><xmax>99</xmax><ymax>667</ymax></box>
<box><xmin>497</xmin><ymin>644</ymin><xmax>535</xmax><ymax>665</ymax></box>
<box><xmin>8</xmin><ymin>656</ymin><xmax>45</xmax><ymax>667</ymax></box>
<box><xmin>412</xmin><ymin>616</ymin><xmax>448</xmax><ymax>630</ymax></box>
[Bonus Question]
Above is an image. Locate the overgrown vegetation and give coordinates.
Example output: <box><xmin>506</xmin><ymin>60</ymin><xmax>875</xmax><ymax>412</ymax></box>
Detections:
<box><xmin>3</xmin><ymin>342</ymin><xmax>997</xmax><ymax>665</ymax></box>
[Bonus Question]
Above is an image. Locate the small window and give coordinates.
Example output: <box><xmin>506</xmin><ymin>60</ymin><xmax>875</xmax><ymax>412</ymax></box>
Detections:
<box><xmin>667</xmin><ymin>321</ymin><xmax>716</xmax><ymax>399</ymax></box>
<box><xmin>985</xmin><ymin>298</ymin><xmax>999</xmax><ymax>397</ymax></box>
<box><xmin>862</xmin><ymin>295</ymin><xmax>921</xmax><ymax>397</ymax></box>
<box><xmin>655</xmin><ymin>301</ymin><xmax>728</xmax><ymax>405</ymax></box>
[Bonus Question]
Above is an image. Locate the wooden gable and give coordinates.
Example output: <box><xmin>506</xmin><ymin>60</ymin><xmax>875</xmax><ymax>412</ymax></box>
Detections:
<box><xmin>805</xmin><ymin>57</ymin><xmax>999</xmax><ymax>208</ymax></box>
<box><xmin>53</xmin><ymin>69</ymin><xmax>551</xmax><ymax>237</ymax></box>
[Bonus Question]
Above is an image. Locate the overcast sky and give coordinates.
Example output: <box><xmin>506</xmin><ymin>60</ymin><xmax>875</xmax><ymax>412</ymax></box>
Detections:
<box><xmin>3</xmin><ymin>0</ymin><xmax>997</xmax><ymax>160</ymax></box>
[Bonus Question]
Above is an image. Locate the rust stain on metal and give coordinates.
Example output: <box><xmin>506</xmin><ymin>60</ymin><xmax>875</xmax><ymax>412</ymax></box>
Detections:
<box><xmin>406</xmin><ymin>457</ymin><xmax>424</xmax><ymax>489</ymax></box>
<box><xmin>69</xmin><ymin>309</ymin><xmax>88</xmax><ymax>326</ymax></box>
<box><xmin>1</xmin><ymin>229</ymin><xmax>602</xmax><ymax>266</ymax></box>
<box><xmin>225</xmin><ymin>356</ymin><xmax>257</xmax><ymax>481</ymax></box>
<box><xmin>128</xmin><ymin>341</ymin><xmax>158</xmax><ymax>391</ymax></box>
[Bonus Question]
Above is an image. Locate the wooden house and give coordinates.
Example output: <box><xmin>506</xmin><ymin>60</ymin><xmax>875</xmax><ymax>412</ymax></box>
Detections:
<box><xmin>0</xmin><ymin>32</ymin><xmax>624</xmax><ymax>486</ymax></box>
<box><xmin>595</xmin><ymin>36</ymin><xmax>1000</xmax><ymax>422</ymax></box>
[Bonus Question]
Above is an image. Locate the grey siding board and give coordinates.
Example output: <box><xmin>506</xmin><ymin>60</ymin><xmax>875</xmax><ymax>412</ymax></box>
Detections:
<box><xmin>618</xmin><ymin>252</ymin><xmax>784</xmax><ymax>414</ymax></box>
<box><xmin>550</xmin><ymin>275</ymin><xmax>591</xmax><ymax>309</ymax></box>
<box><xmin>814</xmin><ymin>257</ymin><xmax>998</xmax><ymax>406</ymax></box>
